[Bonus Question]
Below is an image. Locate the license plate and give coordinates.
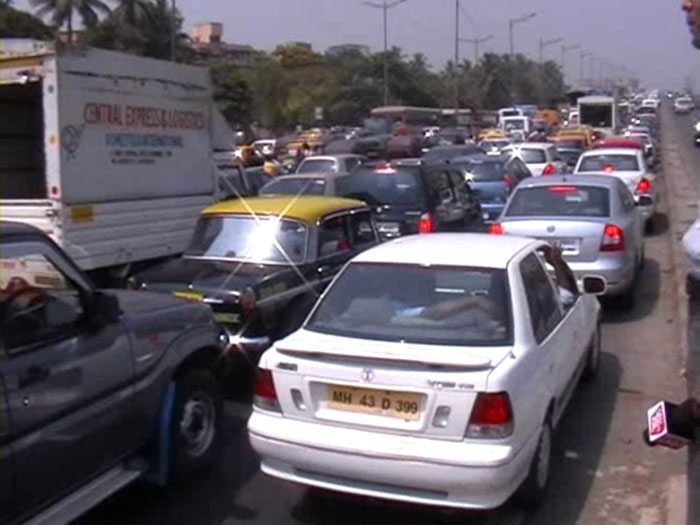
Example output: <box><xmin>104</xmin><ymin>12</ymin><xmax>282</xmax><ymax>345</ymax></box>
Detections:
<box><xmin>327</xmin><ymin>385</ymin><xmax>421</xmax><ymax>421</ymax></box>
<box><xmin>173</xmin><ymin>291</ymin><xmax>203</xmax><ymax>303</ymax></box>
<box><xmin>377</xmin><ymin>222</ymin><xmax>400</xmax><ymax>234</ymax></box>
<box><xmin>542</xmin><ymin>238</ymin><xmax>579</xmax><ymax>253</ymax></box>
<box><xmin>214</xmin><ymin>312</ymin><xmax>241</xmax><ymax>324</ymax></box>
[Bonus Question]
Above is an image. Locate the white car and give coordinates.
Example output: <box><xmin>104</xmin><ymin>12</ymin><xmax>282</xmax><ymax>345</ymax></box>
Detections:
<box><xmin>296</xmin><ymin>154</ymin><xmax>367</xmax><ymax>175</ymax></box>
<box><xmin>674</xmin><ymin>97</ymin><xmax>695</xmax><ymax>114</ymax></box>
<box><xmin>248</xmin><ymin>234</ymin><xmax>603</xmax><ymax>510</ymax></box>
<box><xmin>503</xmin><ymin>143</ymin><xmax>567</xmax><ymax>176</ymax></box>
<box><xmin>573</xmin><ymin>148</ymin><xmax>657</xmax><ymax>229</ymax></box>
<box><xmin>641</xmin><ymin>98</ymin><xmax>659</xmax><ymax>110</ymax></box>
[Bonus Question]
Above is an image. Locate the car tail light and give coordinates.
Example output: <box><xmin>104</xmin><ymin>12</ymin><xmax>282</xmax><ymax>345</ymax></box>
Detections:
<box><xmin>636</xmin><ymin>178</ymin><xmax>650</xmax><ymax>193</ymax></box>
<box><xmin>466</xmin><ymin>392</ymin><xmax>514</xmax><ymax>439</ymax></box>
<box><xmin>253</xmin><ymin>368</ymin><xmax>280</xmax><ymax>412</ymax></box>
<box><xmin>503</xmin><ymin>174</ymin><xmax>515</xmax><ymax>193</ymax></box>
<box><xmin>603</xmin><ymin>165</ymin><xmax>614</xmax><ymax>173</ymax></box>
<box><xmin>489</xmin><ymin>223</ymin><xmax>504</xmax><ymax>235</ymax></box>
<box><xmin>601</xmin><ymin>224</ymin><xmax>625</xmax><ymax>252</ymax></box>
<box><xmin>549</xmin><ymin>186</ymin><xmax>577</xmax><ymax>194</ymax></box>
<box><xmin>241</xmin><ymin>287</ymin><xmax>256</xmax><ymax>314</ymax></box>
<box><xmin>542</xmin><ymin>164</ymin><xmax>555</xmax><ymax>175</ymax></box>
<box><xmin>419</xmin><ymin>212</ymin><xmax>434</xmax><ymax>233</ymax></box>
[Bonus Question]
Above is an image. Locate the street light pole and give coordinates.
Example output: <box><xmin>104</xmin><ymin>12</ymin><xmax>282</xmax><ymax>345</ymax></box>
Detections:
<box><xmin>509</xmin><ymin>12</ymin><xmax>537</xmax><ymax>60</ymax></box>
<box><xmin>580</xmin><ymin>51</ymin><xmax>591</xmax><ymax>84</ymax></box>
<box><xmin>560</xmin><ymin>44</ymin><xmax>580</xmax><ymax>83</ymax></box>
<box><xmin>460</xmin><ymin>35</ymin><xmax>493</xmax><ymax>64</ymax></box>
<box><xmin>362</xmin><ymin>0</ymin><xmax>408</xmax><ymax>106</ymax></box>
<box><xmin>454</xmin><ymin>0</ymin><xmax>460</xmax><ymax>111</ymax></box>
<box><xmin>539</xmin><ymin>37</ymin><xmax>563</xmax><ymax>64</ymax></box>
<box><xmin>170</xmin><ymin>0</ymin><xmax>176</xmax><ymax>61</ymax></box>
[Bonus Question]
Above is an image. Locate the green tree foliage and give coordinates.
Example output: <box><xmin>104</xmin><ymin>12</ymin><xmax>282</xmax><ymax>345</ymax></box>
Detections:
<box><xmin>31</xmin><ymin>0</ymin><xmax>110</xmax><ymax>40</ymax></box>
<box><xmin>0</xmin><ymin>3</ymin><xmax>54</xmax><ymax>39</ymax></box>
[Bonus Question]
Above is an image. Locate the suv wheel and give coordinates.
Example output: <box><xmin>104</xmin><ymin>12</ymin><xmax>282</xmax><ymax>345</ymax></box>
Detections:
<box><xmin>582</xmin><ymin>324</ymin><xmax>601</xmax><ymax>381</ymax></box>
<box><xmin>170</xmin><ymin>369</ymin><xmax>223</xmax><ymax>478</ymax></box>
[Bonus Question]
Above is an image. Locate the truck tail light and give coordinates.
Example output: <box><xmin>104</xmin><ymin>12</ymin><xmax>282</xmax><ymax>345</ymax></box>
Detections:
<box><xmin>636</xmin><ymin>178</ymin><xmax>650</xmax><ymax>194</ymax></box>
<box><xmin>253</xmin><ymin>368</ymin><xmax>280</xmax><ymax>412</ymax></box>
<box><xmin>601</xmin><ymin>224</ymin><xmax>625</xmax><ymax>252</ymax></box>
<box><xmin>466</xmin><ymin>392</ymin><xmax>514</xmax><ymax>439</ymax></box>
<box><xmin>542</xmin><ymin>164</ymin><xmax>555</xmax><ymax>176</ymax></box>
<box><xmin>419</xmin><ymin>212</ymin><xmax>434</xmax><ymax>234</ymax></box>
<box><xmin>489</xmin><ymin>223</ymin><xmax>504</xmax><ymax>235</ymax></box>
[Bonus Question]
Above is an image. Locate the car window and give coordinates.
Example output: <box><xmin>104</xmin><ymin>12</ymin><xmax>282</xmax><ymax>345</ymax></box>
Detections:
<box><xmin>619</xmin><ymin>184</ymin><xmax>636</xmax><ymax>212</ymax></box>
<box><xmin>520</xmin><ymin>253</ymin><xmax>563</xmax><ymax>344</ymax></box>
<box><xmin>318</xmin><ymin>215</ymin><xmax>351</xmax><ymax>258</ymax></box>
<box><xmin>506</xmin><ymin>185</ymin><xmax>611</xmax><ymax>218</ymax></box>
<box><xmin>260</xmin><ymin>177</ymin><xmax>326</xmax><ymax>196</ymax></box>
<box><xmin>520</xmin><ymin>149</ymin><xmax>547</xmax><ymax>164</ymax></box>
<box><xmin>337</xmin><ymin>167</ymin><xmax>424</xmax><ymax>206</ymax></box>
<box><xmin>549</xmin><ymin>147</ymin><xmax>562</xmax><ymax>162</ymax></box>
<box><xmin>467</xmin><ymin>161</ymin><xmax>507</xmax><ymax>182</ymax></box>
<box><xmin>345</xmin><ymin>158</ymin><xmax>362</xmax><ymax>172</ymax></box>
<box><xmin>1</xmin><ymin>250</ymin><xmax>84</xmax><ymax>351</ymax></box>
<box><xmin>308</xmin><ymin>263</ymin><xmax>512</xmax><ymax>346</ymax></box>
<box><xmin>298</xmin><ymin>159</ymin><xmax>336</xmax><ymax>174</ymax></box>
<box><xmin>579</xmin><ymin>154</ymin><xmax>640</xmax><ymax>172</ymax></box>
<box><xmin>507</xmin><ymin>158</ymin><xmax>530</xmax><ymax>182</ymax></box>
<box><xmin>348</xmin><ymin>211</ymin><xmax>377</xmax><ymax>248</ymax></box>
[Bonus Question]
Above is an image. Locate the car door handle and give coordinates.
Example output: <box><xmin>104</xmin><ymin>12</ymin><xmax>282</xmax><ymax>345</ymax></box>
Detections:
<box><xmin>19</xmin><ymin>365</ymin><xmax>50</xmax><ymax>389</ymax></box>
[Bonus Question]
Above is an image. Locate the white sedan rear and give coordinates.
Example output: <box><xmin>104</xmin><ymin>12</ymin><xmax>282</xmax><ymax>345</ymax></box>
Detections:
<box><xmin>248</xmin><ymin>234</ymin><xmax>602</xmax><ymax>510</ymax></box>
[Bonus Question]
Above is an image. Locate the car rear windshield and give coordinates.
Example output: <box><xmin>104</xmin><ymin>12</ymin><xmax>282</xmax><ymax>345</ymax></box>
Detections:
<box><xmin>337</xmin><ymin>167</ymin><xmax>423</xmax><ymax>206</ymax></box>
<box><xmin>298</xmin><ymin>159</ymin><xmax>336</xmax><ymax>174</ymax></box>
<box><xmin>260</xmin><ymin>178</ymin><xmax>326</xmax><ymax>196</ymax></box>
<box><xmin>505</xmin><ymin>186</ymin><xmax>610</xmax><ymax>218</ymax></box>
<box><xmin>308</xmin><ymin>263</ymin><xmax>511</xmax><ymax>346</ymax></box>
<box><xmin>422</xmin><ymin>146</ymin><xmax>480</xmax><ymax>163</ymax></box>
<box><xmin>517</xmin><ymin>149</ymin><xmax>546</xmax><ymax>163</ymax></box>
<box><xmin>579</xmin><ymin>154</ymin><xmax>639</xmax><ymax>172</ymax></box>
<box><xmin>186</xmin><ymin>216</ymin><xmax>307</xmax><ymax>264</ymax></box>
<box><xmin>464</xmin><ymin>161</ymin><xmax>506</xmax><ymax>182</ymax></box>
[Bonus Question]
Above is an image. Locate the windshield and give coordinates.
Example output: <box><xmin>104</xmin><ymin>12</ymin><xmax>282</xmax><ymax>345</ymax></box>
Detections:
<box><xmin>308</xmin><ymin>263</ymin><xmax>511</xmax><ymax>346</ymax></box>
<box><xmin>503</xmin><ymin>119</ymin><xmax>525</xmax><ymax>130</ymax></box>
<box><xmin>260</xmin><ymin>178</ymin><xmax>326</xmax><ymax>196</ymax></box>
<box><xmin>580</xmin><ymin>105</ymin><xmax>613</xmax><ymax>128</ymax></box>
<box><xmin>506</xmin><ymin>186</ymin><xmax>610</xmax><ymax>218</ymax></box>
<box><xmin>579</xmin><ymin>154</ymin><xmax>640</xmax><ymax>172</ymax></box>
<box><xmin>337</xmin><ymin>167</ymin><xmax>423</xmax><ymax>206</ymax></box>
<box><xmin>480</xmin><ymin>140</ymin><xmax>510</xmax><ymax>150</ymax></box>
<box><xmin>186</xmin><ymin>216</ymin><xmax>307</xmax><ymax>264</ymax></box>
<box><xmin>298</xmin><ymin>159</ymin><xmax>336</xmax><ymax>174</ymax></box>
<box><xmin>518</xmin><ymin>149</ymin><xmax>546</xmax><ymax>163</ymax></box>
<box><xmin>463</xmin><ymin>161</ymin><xmax>506</xmax><ymax>182</ymax></box>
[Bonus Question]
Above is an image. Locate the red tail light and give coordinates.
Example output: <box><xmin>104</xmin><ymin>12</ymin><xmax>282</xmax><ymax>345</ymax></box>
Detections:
<box><xmin>503</xmin><ymin>174</ymin><xmax>515</xmax><ymax>193</ymax></box>
<box><xmin>636</xmin><ymin>178</ymin><xmax>650</xmax><ymax>193</ymax></box>
<box><xmin>601</xmin><ymin>224</ymin><xmax>625</xmax><ymax>252</ymax></box>
<box><xmin>489</xmin><ymin>224</ymin><xmax>504</xmax><ymax>235</ymax></box>
<box><xmin>603</xmin><ymin>165</ymin><xmax>614</xmax><ymax>173</ymax></box>
<box><xmin>253</xmin><ymin>368</ymin><xmax>280</xmax><ymax>412</ymax></box>
<box><xmin>419</xmin><ymin>212</ymin><xmax>434</xmax><ymax>234</ymax></box>
<box><xmin>241</xmin><ymin>287</ymin><xmax>256</xmax><ymax>314</ymax></box>
<box><xmin>466</xmin><ymin>392</ymin><xmax>514</xmax><ymax>439</ymax></box>
<box><xmin>542</xmin><ymin>164</ymin><xmax>555</xmax><ymax>176</ymax></box>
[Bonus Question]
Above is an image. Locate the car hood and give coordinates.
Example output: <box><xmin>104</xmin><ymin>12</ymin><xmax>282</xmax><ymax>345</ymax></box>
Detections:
<box><xmin>137</xmin><ymin>257</ymin><xmax>297</xmax><ymax>297</ymax></box>
<box><xmin>110</xmin><ymin>289</ymin><xmax>197</xmax><ymax>314</ymax></box>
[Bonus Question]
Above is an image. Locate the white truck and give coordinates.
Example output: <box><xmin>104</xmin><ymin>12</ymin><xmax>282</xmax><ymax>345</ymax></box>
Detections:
<box><xmin>0</xmin><ymin>40</ymin><xmax>232</xmax><ymax>284</ymax></box>
<box><xmin>578</xmin><ymin>95</ymin><xmax>617</xmax><ymax>137</ymax></box>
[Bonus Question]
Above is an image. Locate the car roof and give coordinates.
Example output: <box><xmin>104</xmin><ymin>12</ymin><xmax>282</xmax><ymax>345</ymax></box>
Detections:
<box><xmin>303</xmin><ymin>154</ymin><xmax>362</xmax><ymax>161</ymax></box>
<box><xmin>505</xmin><ymin>142</ymin><xmax>552</xmax><ymax>150</ymax></box>
<box><xmin>269</xmin><ymin>172</ymin><xmax>342</xmax><ymax>181</ymax></box>
<box><xmin>515</xmin><ymin>174</ymin><xmax>620</xmax><ymax>189</ymax></box>
<box><xmin>0</xmin><ymin>221</ymin><xmax>42</xmax><ymax>237</ymax></box>
<box><xmin>202</xmin><ymin>196</ymin><xmax>368</xmax><ymax>223</ymax></box>
<box><xmin>352</xmin><ymin>233</ymin><xmax>539</xmax><ymax>269</ymax></box>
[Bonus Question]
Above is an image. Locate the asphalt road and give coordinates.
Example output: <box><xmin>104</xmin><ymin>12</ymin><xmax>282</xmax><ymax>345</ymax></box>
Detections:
<box><xmin>78</xmin><ymin>114</ymin><xmax>690</xmax><ymax>525</ymax></box>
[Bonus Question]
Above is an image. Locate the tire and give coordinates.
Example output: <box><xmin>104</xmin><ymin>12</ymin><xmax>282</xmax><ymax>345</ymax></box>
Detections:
<box><xmin>170</xmin><ymin>369</ymin><xmax>223</xmax><ymax>479</ymax></box>
<box><xmin>616</xmin><ymin>282</ymin><xmax>636</xmax><ymax>311</ymax></box>
<box><xmin>582</xmin><ymin>324</ymin><xmax>601</xmax><ymax>382</ymax></box>
<box><xmin>517</xmin><ymin>419</ymin><xmax>552</xmax><ymax>509</ymax></box>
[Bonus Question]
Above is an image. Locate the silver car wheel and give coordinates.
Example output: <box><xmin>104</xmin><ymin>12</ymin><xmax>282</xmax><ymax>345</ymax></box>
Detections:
<box><xmin>179</xmin><ymin>391</ymin><xmax>216</xmax><ymax>459</ymax></box>
<box><xmin>536</xmin><ymin>423</ymin><xmax>552</xmax><ymax>490</ymax></box>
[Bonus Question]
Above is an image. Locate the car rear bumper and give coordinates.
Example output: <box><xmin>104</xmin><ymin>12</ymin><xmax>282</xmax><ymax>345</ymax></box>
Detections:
<box><xmin>568</xmin><ymin>258</ymin><xmax>635</xmax><ymax>296</ymax></box>
<box><xmin>248</xmin><ymin>411</ymin><xmax>538</xmax><ymax>510</ymax></box>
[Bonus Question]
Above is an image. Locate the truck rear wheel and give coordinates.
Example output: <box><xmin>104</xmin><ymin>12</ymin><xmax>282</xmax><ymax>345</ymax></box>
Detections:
<box><xmin>170</xmin><ymin>369</ymin><xmax>223</xmax><ymax>478</ymax></box>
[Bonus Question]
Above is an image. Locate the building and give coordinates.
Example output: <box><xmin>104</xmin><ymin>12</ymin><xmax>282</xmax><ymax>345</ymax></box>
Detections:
<box><xmin>284</xmin><ymin>41</ymin><xmax>313</xmax><ymax>51</ymax></box>
<box><xmin>327</xmin><ymin>44</ymin><xmax>370</xmax><ymax>56</ymax></box>
<box><xmin>188</xmin><ymin>23</ymin><xmax>255</xmax><ymax>67</ymax></box>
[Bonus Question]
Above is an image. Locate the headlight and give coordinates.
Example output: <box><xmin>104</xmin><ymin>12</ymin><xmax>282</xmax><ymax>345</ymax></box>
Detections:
<box><xmin>695</xmin><ymin>122</ymin><xmax>700</xmax><ymax>132</ymax></box>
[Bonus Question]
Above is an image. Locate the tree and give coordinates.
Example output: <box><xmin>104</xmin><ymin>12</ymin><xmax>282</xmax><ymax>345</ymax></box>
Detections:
<box><xmin>31</xmin><ymin>0</ymin><xmax>111</xmax><ymax>41</ymax></box>
<box><xmin>211</xmin><ymin>61</ymin><xmax>254</xmax><ymax>127</ymax></box>
<box><xmin>111</xmin><ymin>0</ymin><xmax>151</xmax><ymax>27</ymax></box>
<box><xmin>0</xmin><ymin>3</ymin><xmax>54</xmax><ymax>39</ymax></box>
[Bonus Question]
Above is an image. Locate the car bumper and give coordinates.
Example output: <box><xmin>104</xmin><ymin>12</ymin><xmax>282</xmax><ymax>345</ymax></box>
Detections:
<box><xmin>568</xmin><ymin>258</ymin><xmax>635</xmax><ymax>296</ymax></box>
<box><xmin>248</xmin><ymin>411</ymin><xmax>538</xmax><ymax>510</ymax></box>
<box><xmin>480</xmin><ymin>203</ymin><xmax>506</xmax><ymax>224</ymax></box>
<box><xmin>635</xmin><ymin>194</ymin><xmax>656</xmax><ymax>222</ymax></box>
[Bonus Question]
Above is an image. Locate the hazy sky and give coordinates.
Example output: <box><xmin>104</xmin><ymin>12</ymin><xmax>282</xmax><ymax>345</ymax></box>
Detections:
<box><xmin>16</xmin><ymin>0</ymin><xmax>700</xmax><ymax>88</ymax></box>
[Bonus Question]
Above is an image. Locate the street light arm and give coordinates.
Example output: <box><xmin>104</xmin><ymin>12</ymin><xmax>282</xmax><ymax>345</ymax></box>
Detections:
<box><xmin>564</xmin><ymin>44</ymin><xmax>581</xmax><ymax>52</ymax></box>
<box><xmin>511</xmin><ymin>12</ymin><xmax>537</xmax><ymax>25</ymax></box>
<box><xmin>361</xmin><ymin>1</ymin><xmax>383</xmax><ymax>8</ymax></box>
<box><xmin>386</xmin><ymin>0</ymin><xmax>408</xmax><ymax>8</ymax></box>
<box><xmin>542</xmin><ymin>37</ymin><xmax>563</xmax><ymax>47</ymax></box>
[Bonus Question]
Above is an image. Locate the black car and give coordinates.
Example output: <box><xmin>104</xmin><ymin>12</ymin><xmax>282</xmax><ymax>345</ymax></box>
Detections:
<box><xmin>421</xmin><ymin>144</ymin><xmax>485</xmax><ymax>163</ymax></box>
<box><xmin>132</xmin><ymin>196</ymin><xmax>380</xmax><ymax>373</ymax></box>
<box><xmin>337</xmin><ymin>160</ymin><xmax>482</xmax><ymax>239</ymax></box>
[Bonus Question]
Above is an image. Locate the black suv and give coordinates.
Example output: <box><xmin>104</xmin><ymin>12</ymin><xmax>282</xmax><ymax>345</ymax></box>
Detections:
<box><xmin>0</xmin><ymin>222</ymin><xmax>225</xmax><ymax>524</ymax></box>
<box><xmin>337</xmin><ymin>160</ymin><xmax>482</xmax><ymax>239</ymax></box>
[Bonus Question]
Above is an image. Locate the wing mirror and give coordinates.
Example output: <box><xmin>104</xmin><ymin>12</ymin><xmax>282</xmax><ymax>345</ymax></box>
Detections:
<box><xmin>91</xmin><ymin>291</ymin><xmax>121</xmax><ymax>325</ymax></box>
<box><xmin>582</xmin><ymin>276</ymin><xmax>607</xmax><ymax>296</ymax></box>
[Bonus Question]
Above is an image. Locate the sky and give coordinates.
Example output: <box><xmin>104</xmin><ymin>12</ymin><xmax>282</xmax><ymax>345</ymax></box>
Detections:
<box><xmin>15</xmin><ymin>0</ymin><xmax>700</xmax><ymax>89</ymax></box>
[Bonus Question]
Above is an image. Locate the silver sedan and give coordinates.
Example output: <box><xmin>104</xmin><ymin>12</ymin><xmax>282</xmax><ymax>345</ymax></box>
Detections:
<box><xmin>492</xmin><ymin>175</ymin><xmax>644</xmax><ymax>308</ymax></box>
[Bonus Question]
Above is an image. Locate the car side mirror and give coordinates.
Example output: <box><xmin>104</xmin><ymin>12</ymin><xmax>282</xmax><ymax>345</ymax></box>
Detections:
<box><xmin>91</xmin><ymin>291</ymin><xmax>121</xmax><ymax>325</ymax></box>
<box><xmin>582</xmin><ymin>276</ymin><xmax>607</xmax><ymax>296</ymax></box>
